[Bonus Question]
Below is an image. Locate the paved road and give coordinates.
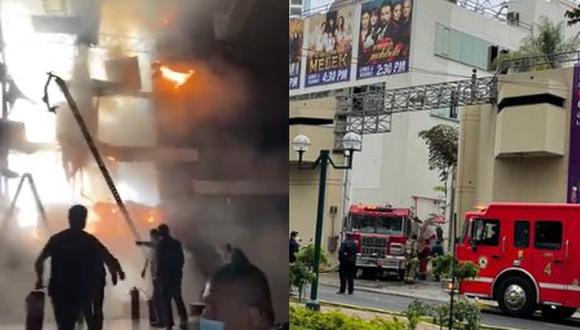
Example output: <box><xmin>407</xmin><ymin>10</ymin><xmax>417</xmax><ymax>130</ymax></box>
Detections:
<box><xmin>316</xmin><ymin>284</ymin><xmax>580</xmax><ymax>330</ymax></box>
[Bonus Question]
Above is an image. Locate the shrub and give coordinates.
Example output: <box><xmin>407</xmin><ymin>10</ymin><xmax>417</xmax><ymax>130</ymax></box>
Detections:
<box><xmin>404</xmin><ymin>300</ymin><xmax>430</xmax><ymax>330</ymax></box>
<box><xmin>430</xmin><ymin>254</ymin><xmax>480</xmax><ymax>280</ymax></box>
<box><xmin>290</xmin><ymin>244</ymin><xmax>332</xmax><ymax>301</ymax></box>
<box><xmin>404</xmin><ymin>299</ymin><xmax>482</xmax><ymax>330</ymax></box>
<box><xmin>290</xmin><ymin>305</ymin><xmax>405</xmax><ymax>330</ymax></box>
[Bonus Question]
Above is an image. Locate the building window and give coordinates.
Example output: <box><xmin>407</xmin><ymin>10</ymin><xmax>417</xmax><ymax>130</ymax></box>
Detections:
<box><xmin>290</xmin><ymin>7</ymin><xmax>302</xmax><ymax>16</ymax></box>
<box><xmin>535</xmin><ymin>221</ymin><xmax>562</xmax><ymax>250</ymax></box>
<box><xmin>514</xmin><ymin>220</ymin><xmax>530</xmax><ymax>248</ymax></box>
<box><xmin>431</xmin><ymin>107</ymin><xmax>458</xmax><ymax>120</ymax></box>
<box><xmin>471</xmin><ymin>218</ymin><xmax>500</xmax><ymax>246</ymax></box>
<box><xmin>291</xmin><ymin>0</ymin><xmax>302</xmax><ymax>5</ymax></box>
<box><xmin>434</xmin><ymin>24</ymin><xmax>493</xmax><ymax>71</ymax></box>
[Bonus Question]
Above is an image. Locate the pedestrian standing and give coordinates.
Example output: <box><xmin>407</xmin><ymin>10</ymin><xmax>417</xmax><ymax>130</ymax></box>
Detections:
<box><xmin>157</xmin><ymin>224</ymin><xmax>188</xmax><ymax>330</ymax></box>
<box><xmin>289</xmin><ymin>231</ymin><xmax>300</xmax><ymax>263</ymax></box>
<box><xmin>337</xmin><ymin>234</ymin><xmax>358</xmax><ymax>295</ymax></box>
<box><xmin>136</xmin><ymin>229</ymin><xmax>164</xmax><ymax>327</ymax></box>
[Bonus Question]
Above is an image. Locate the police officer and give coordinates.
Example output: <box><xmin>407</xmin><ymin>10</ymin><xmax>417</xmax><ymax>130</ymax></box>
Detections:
<box><xmin>337</xmin><ymin>234</ymin><xmax>358</xmax><ymax>295</ymax></box>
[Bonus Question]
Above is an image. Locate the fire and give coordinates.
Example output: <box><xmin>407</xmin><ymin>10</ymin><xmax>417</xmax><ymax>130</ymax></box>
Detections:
<box><xmin>147</xmin><ymin>213</ymin><xmax>155</xmax><ymax>223</ymax></box>
<box><xmin>159</xmin><ymin>65</ymin><xmax>194</xmax><ymax>89</ymax></box>
<box><xmin>107</xmin><ymin>156</ymin><xmax>117</xmax><ymax>162</ymax></box>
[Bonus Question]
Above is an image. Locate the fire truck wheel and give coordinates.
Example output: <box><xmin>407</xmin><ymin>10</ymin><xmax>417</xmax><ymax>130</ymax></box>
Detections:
<box><xmin>541</xmin><ymin>306</ymin><xmax>576</xmax><ymax>320</ymax></box>
<box><xmin>497</xmin><ymin>276</ymin><xmax>536</xmax><ymax>317</ymax></box>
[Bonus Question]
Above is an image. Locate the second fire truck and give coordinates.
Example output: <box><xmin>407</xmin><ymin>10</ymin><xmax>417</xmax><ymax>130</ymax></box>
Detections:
<box><xmin>343</xmin><ymin>204</ymin><xmax>418</xmax><ymax>280</ymax></box>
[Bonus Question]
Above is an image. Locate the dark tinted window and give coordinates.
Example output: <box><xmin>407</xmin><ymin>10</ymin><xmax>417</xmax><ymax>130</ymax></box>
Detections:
<box><xmin>535</xmin><ymin>221</ymin><xmax>562</xmax><ymax>250</ymax></box>
<box><xmin>472</xmin><ymin>218</ymin><xmax>500</xmax><ymax>246</ymax></box>
<box><xmin>290</xmin><ymin>7</ymin><xmax>302</xmax><ymax>16</ymax></box>
<box><xmin>514</xmin><ymin>221</ymin><xmax>530</xmax><ymax>248</ymax></box>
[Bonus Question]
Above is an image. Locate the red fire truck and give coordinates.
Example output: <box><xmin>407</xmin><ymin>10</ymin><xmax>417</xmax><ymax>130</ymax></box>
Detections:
<box><xmin>343</xmin><ymin>204</ymin><xmax>417</xmax><ymax>280</ymax></box>
<box><xmin>457</xmin><ymin>203</ymin><xmax>580</xmax><ymax>319</ymax></box>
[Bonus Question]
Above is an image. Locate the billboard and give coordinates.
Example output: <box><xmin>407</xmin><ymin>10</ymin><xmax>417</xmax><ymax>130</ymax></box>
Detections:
<box><xmin>305</xmin><ymin>6</ymin><xmax>354</xmax><ymax>87</ymax></box>
<box><xmin>289</xmin><ymin>19</ymin><xmax>303</xmax><ymax>90</ymax></box>
<box><xmin>357</xmin><ymin>0</ymin><xmax>413</xmax><ymax>80</ymax></box>
<box><xmin>568</xmin><ymin>64</ymin><xmax>580</xmax><ymax>203</ymax></box>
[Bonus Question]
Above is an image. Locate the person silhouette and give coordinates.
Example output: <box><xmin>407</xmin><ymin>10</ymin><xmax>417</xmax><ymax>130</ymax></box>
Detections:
<box><xmin>157</xmin><ymin>224</ymin><xmax>188</xmax><ymax>329</ymax></box>
<box><xmin>35</xmin><ymin>205</ymin><xmax>125</xmax><ymax>330</ymax></box>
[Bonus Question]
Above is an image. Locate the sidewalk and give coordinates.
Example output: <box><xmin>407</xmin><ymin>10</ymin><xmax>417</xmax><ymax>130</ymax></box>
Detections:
<box><xmin>319</xmin><ymin>272</ymin><xmax>449</xmax><ymax>302</ymax></box>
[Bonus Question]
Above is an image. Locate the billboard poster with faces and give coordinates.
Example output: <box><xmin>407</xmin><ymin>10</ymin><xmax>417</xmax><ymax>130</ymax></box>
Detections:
<box><xmin>305</xmin><ymin>6</ymin><xmax>354</xmax><ymax>87</ymax></box>
<box><xmin>289</xmin><ymin>19</ymin><xmax>303</xmax><ymax>90</ymax></box>
<box><xmin>357</xmin><ymin>0</ymin><xmax>413</xmax><ymax>80</ymax></box>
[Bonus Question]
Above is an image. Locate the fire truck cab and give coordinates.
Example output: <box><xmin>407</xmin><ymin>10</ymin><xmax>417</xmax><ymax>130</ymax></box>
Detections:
<box><xmin>343</xmin><ymin>204</ymin><xmax>416</xmax><ymax>280</ymax></box>
<box><xmin>457</xmin><ymin>203</ymin><xmax>580</xmax><ymax>319</ymax></box>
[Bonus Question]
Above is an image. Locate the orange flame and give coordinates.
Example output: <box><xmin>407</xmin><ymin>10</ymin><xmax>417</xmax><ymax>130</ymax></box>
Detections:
<box><xmin>160</xmin><ymin>65</ymin><xmax>194</xmax><ymax>89</ymax></box>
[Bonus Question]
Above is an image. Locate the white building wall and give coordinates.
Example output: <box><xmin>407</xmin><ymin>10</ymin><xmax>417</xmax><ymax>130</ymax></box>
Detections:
<box><xmin>350</xmin><ymin>0</ymin><xmax>529</xmax><ymax>214</ymax></box>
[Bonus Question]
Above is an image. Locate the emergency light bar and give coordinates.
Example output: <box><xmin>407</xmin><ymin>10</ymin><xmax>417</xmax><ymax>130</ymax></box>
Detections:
<box><xmin>364</xmin><ymin>206</ymin><xmax>393</xmax><ymax>212</ymax></box>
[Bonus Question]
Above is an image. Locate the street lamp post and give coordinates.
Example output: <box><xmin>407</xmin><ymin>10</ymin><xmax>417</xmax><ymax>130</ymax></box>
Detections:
<box><xmin>292</xmin><ymin>132</ymin><xmax>362</xmax><ymax>311</ymax></box>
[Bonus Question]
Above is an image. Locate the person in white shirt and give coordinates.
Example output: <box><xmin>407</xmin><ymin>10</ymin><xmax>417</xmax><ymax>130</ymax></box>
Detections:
<box><xmin>136</xmin><ymin>229</ymin><xmax>164</xmax><ymax>327</ymax></box>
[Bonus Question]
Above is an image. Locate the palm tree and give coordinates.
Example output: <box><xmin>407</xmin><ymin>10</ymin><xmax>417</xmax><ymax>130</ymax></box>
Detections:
<box><xmin>497</xmin><ymin>16</ymin><xmax>580</xmax><ymax>72</ymax></box>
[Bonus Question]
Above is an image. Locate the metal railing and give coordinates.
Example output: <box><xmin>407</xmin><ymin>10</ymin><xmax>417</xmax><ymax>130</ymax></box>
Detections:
<box><xmin>497</xmin><ymin>50</ymin><xmax>580</xmax><ymax>73</ymax></box>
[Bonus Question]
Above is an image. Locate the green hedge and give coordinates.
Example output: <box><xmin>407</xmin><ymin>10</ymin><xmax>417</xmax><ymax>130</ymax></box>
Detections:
<box><xmin>290</xmin><ymin>305</ymin><xmax>406</xmax><ymax>330</ymax></box>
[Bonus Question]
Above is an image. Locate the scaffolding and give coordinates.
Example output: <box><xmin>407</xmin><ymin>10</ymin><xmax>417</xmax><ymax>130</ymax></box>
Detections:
<box><xmin>292</xmin><ymin>51</ymin><xmax>580</xmax><ymax>146</ymax></box>
<box><xmin>329</xmin><ymin>70</ymin><xmax>495</xmax><ymax>148</ymax></box>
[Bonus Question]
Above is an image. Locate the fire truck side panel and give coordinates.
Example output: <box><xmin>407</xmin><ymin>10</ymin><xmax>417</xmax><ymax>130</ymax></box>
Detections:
<box><xmin>458</xmin><ymin>204</ymin><xmax>580</xmax><ymax>310</ymax></box>
<box><xmin>565</xmin><ymin>208</ymin><xmax>580</xmax><ymax>307</ymax></box>
<box><xmin>526</xmin><ymin>209</ymin><xmax>569</xmax><ymax>305</ymax></box>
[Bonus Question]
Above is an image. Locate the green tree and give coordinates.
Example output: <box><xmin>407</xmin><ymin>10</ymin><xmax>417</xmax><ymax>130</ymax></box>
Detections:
<box><xmin>419</xmin><ymin>124</ymin><xmax>458</xmax><ymax>223</ymax></box>
<box><xmin>418</xmin><ymin>124</ymin><xmax>458</xmax><ymax>183</ymax></box>
<box><xmin>497</xmin><ymin>16</ymin><xmax>580</xmax><ymax>72</ymax></box>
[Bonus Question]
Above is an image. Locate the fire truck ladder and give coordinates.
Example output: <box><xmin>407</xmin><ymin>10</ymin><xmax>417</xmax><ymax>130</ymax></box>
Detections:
<box><xmin>42</xmin><ymin>72</ymin><xmax>142</xmax><ymax>241</ymax></box>
<box><xmin>0</xmin><ymin>173</ymin><xmax>50</xmax><ymax>234</ymax></box>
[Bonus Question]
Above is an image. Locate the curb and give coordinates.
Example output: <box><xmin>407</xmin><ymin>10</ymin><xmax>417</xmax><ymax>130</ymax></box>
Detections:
<box><xmin>318</xmin><ymin>299</ymin><xmax>404</xmax><ymax>317</ymax></box>
<box><xmin>319</xmin><ymin>280</ymin><xmax>449</xmax><ymax>303</ymax></box>
<box><xmin>319</xmin><ymin>281</ymin><xmax>580</xmax><ymax>323</ymax></box>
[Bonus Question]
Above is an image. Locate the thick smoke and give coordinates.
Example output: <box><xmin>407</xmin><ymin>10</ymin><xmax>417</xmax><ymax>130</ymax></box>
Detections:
<box><xmin>0</xmin><ymin>0</ymin><xmax>288</xmax><ymax>325</ymax></box>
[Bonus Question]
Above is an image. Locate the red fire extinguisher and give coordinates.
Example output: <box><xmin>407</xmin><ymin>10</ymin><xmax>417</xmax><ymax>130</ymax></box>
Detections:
<box><xmin>25</xmin><ymin>290</ymin><xmax>45</xmax><ymax>330</ymax></box>
<box><xmin>130</xmin><ymin>287</ymin><xmax>140</xmax><ymax>320</ymax></box>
